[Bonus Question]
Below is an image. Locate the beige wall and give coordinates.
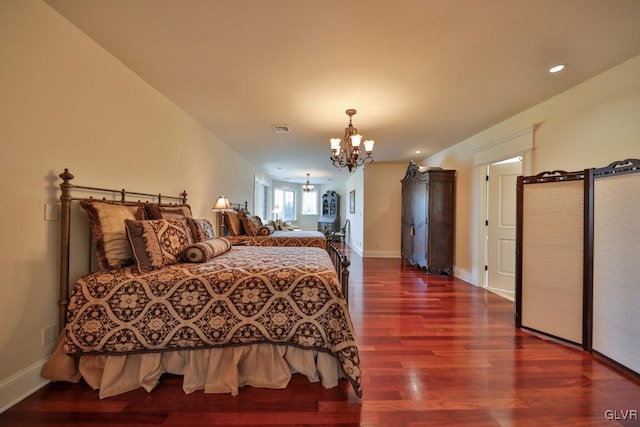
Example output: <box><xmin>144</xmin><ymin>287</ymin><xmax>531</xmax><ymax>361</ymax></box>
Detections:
<box><xmin>363</xmin><ymin>162</ymin><xmax>406</xmax><ymax>257</ymax></box>
<box><xmin>343</xmin><ymin>169</ymin><xmax>365</xmax><ymax>254</ymax></box>
<box><xmin>0</xmin><ymin>0</ymin><xmax>257</xmax><ymax>410</ymax></box>
<box><xmin>422</xmin><ymin>54</ymin><xmax>640</xmax><ymax>285</ymax></box>
<box><xmin>3</xmin><ymin>0</ymin><xmax>640</xmax><ymax>413</ymax></box>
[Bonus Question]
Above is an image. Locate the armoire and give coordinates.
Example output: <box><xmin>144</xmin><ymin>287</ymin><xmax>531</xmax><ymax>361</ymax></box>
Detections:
<box><xmin>400</xmin><ymin>161</ymin><xmax>456</xmax><ymax>274</ymax></box>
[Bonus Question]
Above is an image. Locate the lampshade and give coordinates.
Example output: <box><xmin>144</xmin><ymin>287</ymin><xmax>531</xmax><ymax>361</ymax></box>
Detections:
<box><xmin>363</xmin><ymin>139</ymin><xmax>375</xmax><ymax>153</ymax></box>
<box><xmin>212</xmin><ymin>196</ymin><xmax>232</xmax><ymax>211</ymax></box>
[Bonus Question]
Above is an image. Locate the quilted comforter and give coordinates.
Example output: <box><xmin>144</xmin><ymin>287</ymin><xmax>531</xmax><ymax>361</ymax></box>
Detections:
<box><xmin>230</xmin><ymin>230</ymin><xmax>327</xmax><ymax>249</ymax></box>
<box><xmin>64</xmin><ymin>245</ymin><xmax>361</xmax><ymax>396</ymax></box>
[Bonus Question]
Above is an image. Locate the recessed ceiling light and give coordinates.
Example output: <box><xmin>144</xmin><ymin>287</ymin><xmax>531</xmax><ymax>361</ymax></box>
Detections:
<box><xmin>415</xmin><ymin>150</ymin><xmax>421</xmax><ymax>154</ymax></box>
<box><xmin>549</xmin><ymin>64</ymin><xmax>566</xmax><ymax>73</ymax></box>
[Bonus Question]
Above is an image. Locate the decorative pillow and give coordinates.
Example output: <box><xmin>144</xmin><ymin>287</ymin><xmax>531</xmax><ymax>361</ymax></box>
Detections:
<box><xmin>225</xmin><ymin>211</ymin><xmax>243</xmax><ymax>236</ymax></box>
<box><xmin>257</xmin><ymin>225</ymin><xmax>275</xmax><ymax>236</ymax></box>
<box><xmin>125</xmin><ymin>218</ymin><xmax>193</xmax><ymax>273</ymax></box>
<box><xmin>241</xmin><ymin>214</ymin><xmax>259</xmax><ymax>236</ymax></box>
<box><xmin>269</xmin><ymin>219</ymin><xmax>285</xmax><ymax>231</ymax></box>
<box><xmin>145</xmin><ymin>204</ymin><xmax>192</xmax><ymax>220</ymax></box>
<box><xmin>183</xmin><ymin>238</ymin><xmax>232</xmax><ymax>263</ymax></box>
<box><xmin>187</xmin><ymin>218</ymin><xmax>216</xmax><ymax>242</ymax></box>
<box><xmin>80</xmin><ymin>200</ymin><xmax>145</xmax><ymax>270</ymax></box>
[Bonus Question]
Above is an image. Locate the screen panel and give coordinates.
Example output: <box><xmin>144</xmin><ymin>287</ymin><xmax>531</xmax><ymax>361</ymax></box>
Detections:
<box><xmin>520</xmin><ymin>179</ymin><xmax>584</xmax><ymax>344</ymax></box>
<box><xmin>592</xmin><ymin>170</ymin><xmax>640</xmax><ymax>374</ymax></box>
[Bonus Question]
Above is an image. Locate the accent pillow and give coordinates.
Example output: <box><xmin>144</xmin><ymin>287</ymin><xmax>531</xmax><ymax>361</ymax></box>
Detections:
<box><xmin>241</xmin><ymin>214</ymin><xmax>259</xmax><ymax>236</ymax></box>
<box><xmin>80</xmin><ymin>200</ymin><xmax>145</xmax><ymax>270</ymax></box>
<box><xmin>257</xmin><ymin>225</ymin><xmax>275</xmax><ymax>236</ymax></box>
<box><xmin>187</xmin><ymin>218</ymin><xmax>216</xmax><ymax>242</ymax></box>
<box><xmin>145</xmin><ymin>204</ymin><xmax>192</xmax><ymax>220</ymax></box>
<box><xmin>225</xmin><ymin>211</ymin><xmax>243</xmax><ymax>236</ymax></box>
<box><xmin>125</xmin><ymin>218</ymin><xmax>193</xmax><ymax>273</ymax></box>
<box><xmin>183</xmin><ymin>238</ymin><xmax>232</xmax><ymax>263</ymax></box>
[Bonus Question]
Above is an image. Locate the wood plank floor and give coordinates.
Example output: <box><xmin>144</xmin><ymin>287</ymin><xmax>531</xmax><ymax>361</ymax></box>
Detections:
<box><xmin>2</xmin><ymin>244</ymin><xmax>639</xmax><ymax>426</ymax></box>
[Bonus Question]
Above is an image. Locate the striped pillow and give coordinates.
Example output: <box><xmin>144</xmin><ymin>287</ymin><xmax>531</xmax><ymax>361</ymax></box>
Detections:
<box><xmin>80</xmin><ymin>200</ymin><xmax>145</xmax><ymax>270</ymax></box>
<box><xmin>183</xmin><ymin>238</ymin><xmax>233</xmax><ymax>263</ymax></box>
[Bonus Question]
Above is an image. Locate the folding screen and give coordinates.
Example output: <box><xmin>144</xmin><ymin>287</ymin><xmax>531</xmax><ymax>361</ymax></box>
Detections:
<box><xmin>516</xmin><ymin>170</ymin><xmax>587</xmax><ymax>347</ymax></box>
<box><xmin>588</xmin><ymin>159</ymin><xmax>640</xmax><ymax>375</ymax></box>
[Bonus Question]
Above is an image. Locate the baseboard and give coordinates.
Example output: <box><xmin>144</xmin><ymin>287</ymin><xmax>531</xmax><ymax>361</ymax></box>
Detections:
<box><xmin>362</xmin><ymin>250</ymin><xmax>401</xmax><ymax>258</ymax></box>
<box><xmin>454</xmin><ymin>268</ymin><xmax>475</xmax><ymax>286</ymax></box>
<box><xmin>345</xmin><ymin>242</ymin><xmax>363</xmax><ymax>257</ymax></box>
<box><xmin>0</xmin><ymin>358</ymin><xmax>50</xmax><ymax>414</ymax></box>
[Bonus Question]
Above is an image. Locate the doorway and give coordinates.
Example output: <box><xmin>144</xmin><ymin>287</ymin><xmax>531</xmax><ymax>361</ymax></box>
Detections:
<box><xmin>485</xmin><ymin>156</ymin><xmax>522</xmax><ymax>301</ymax></box>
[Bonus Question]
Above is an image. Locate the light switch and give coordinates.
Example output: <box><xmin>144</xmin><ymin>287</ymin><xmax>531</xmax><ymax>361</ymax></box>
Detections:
<box><xmin>44</xmin><ymin>203</ymin><xmax>59</xmax><ymax>221</ymax></box>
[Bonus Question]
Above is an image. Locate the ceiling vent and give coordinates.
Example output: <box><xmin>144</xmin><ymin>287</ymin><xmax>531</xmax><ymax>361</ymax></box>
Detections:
<box><xmin>272</xmin><ymin>125</ymin><xmax>291</xmax><ymax>134</ymax></box>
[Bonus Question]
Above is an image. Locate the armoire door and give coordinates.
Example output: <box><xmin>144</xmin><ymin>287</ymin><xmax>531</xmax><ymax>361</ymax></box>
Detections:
<box><xmin>401</xmin><ymin>180</ymin><xmax>414</xmax><ymax>263</ymax></box>
<box><xmin>412</xmin><ymin>177</ymin><xmax>428</xmax><ymax>267</ymax></box>
<box><xmin>426</xmin><ymin>174</ymin><xmax>454</xmax><ymax>272</ymax></box>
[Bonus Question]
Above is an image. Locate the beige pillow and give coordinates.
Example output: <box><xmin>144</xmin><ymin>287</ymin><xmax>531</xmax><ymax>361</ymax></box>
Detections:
<box><xmin>80</xmin><ymin>200</ymin><xmax>144</xmax><ymax>270</ymax></box>
<box><xmin>145</xmin><ymin>204</ymin><xmax>192</xmax><ymax>220</ymax></box>
<box><xmin>225</xmin><ymin>211</ymin><xmax>243</xmax><ymax>235</ymax></box>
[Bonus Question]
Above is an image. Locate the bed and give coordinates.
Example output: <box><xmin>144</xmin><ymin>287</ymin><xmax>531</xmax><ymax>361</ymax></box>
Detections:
<box><xmin>223</xmin><ymin>203</ymin><xmax>328</xmax><ymax>249</ymax></box>
<box><xmin>41</xmin><ymin>169</ymin><xmax>361</xmax><ymax>399</ymax></box>
<box><xmin>229</xmin><ymin>230</ymin><xmax>328</xmax><ymax>248</ymax></box>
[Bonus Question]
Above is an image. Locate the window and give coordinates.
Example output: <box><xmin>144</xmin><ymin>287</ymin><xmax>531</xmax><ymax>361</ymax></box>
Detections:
<box><xmin>273</xmin><ymin>188</ymin><xmax>296</xmax><ymax>221</ymax></box>
<box><xmin>301</xmin><ymin>190</ymin><xmax>318</xmax><ymax>215</ymax></box>
<box><xmin>254</xmin><ymin>177</ymin><xmax>270</xmax><ymax>220</ymax></box>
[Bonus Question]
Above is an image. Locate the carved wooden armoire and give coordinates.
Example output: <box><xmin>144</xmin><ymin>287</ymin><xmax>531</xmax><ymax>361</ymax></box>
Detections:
<box><xmin>401</xmin><ymin>161</ymin><xmax>456</xmax><ymax>274</ymax></box>
<box><xmin>317</xmin><ymin>190</ymin><xmax>340</xmax><ymax>236</ymax></box>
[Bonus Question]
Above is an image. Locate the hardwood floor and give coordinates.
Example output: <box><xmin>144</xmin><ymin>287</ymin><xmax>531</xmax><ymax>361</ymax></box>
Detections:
<box><xmin>2</xmin><ymin>244</ymin><xmax>639</xmax><ymax>426</ymax></box>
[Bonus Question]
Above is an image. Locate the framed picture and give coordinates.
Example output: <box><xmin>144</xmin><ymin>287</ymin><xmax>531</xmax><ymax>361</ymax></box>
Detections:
<box><xmin>349</xmin><ymin>190</ymin><xmax>355</xmax><ymax>214</ymax></box>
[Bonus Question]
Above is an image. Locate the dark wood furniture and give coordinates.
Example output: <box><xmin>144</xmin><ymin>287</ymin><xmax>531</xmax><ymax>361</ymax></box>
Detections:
<box><xmin>317</xmin><ymin>190</ymin><xmax>340</xmax><ymax>236</ymax></box>
<box><xmin>400</xmin><ymin>161</ymin><xmax>455</xmax><ymax>274</ymax></box>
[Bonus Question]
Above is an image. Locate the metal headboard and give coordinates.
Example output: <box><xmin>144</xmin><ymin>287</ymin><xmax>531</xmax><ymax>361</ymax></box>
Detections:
<box><xmin>57</xmin><ymin>168</ymin><xmax>187</xmax><ymax>331</ymax></box>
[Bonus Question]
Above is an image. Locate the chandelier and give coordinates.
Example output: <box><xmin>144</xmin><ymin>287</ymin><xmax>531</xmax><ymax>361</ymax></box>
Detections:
<box><xmin>303</xmin><ymin>173</ymin><xmax>314</xmax><ymax>192</ymax></box>
<box><xmin>329</xmin><ymin>109</ymin><xmax>375</xmax><ymax>172</ymax></box>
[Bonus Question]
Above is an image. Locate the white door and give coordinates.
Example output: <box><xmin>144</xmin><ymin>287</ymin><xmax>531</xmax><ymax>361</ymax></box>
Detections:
<box><xmin>486</xmin><ymin>159</ymin><xmax>522</xmax><ymax>300</ymax></box>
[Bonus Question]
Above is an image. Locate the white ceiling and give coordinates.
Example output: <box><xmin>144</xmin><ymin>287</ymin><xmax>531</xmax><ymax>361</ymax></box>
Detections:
<box><xmin>45</xmin><ymin>0</ymin><xmax>640</xmax><ymax>185</ymax></box>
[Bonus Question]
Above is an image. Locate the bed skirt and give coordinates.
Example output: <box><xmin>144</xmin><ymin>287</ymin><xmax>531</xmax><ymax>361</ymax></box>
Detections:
<box><xmin>41</xmin><ymin>330</ymin><xmax>345</xmax><ymax>399</ymax></box>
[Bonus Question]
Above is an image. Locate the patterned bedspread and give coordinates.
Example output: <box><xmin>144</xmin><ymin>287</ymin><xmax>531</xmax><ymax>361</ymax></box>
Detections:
<box><xmin>64</xmin><ymin>246</ymin><xmax>361</xmax><ymax>396</ymax></box>
<box><xmin>231</xmin><ymin>230</ymin><xmax>327</xmax><ymax>249</ymax></box>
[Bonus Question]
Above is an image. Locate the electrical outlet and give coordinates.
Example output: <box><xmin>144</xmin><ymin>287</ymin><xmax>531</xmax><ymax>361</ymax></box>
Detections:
<box><xmin>42</xmin><ymin>324</ymin><xmax>57</xmax><ymax>346</ymax></box>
